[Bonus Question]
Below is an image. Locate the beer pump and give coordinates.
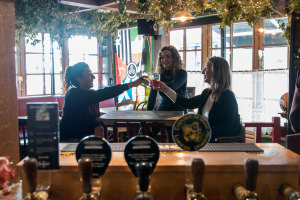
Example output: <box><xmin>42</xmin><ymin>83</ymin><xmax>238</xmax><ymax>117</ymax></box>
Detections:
<box><xmin>135</xmin><ymin>162</ymin><xmax>153</xmax><ymax>200</ymax></box>
<box><xmin>75</xmin><ymin>136</ymin><xmax>112</xmax><ymax>200</ymax></box>
<box><xmin>233</xmin><ymin>158</ymin><xmax>259</xmax><ymax>200</ymax></box>
<box><xmin>186</xmin><ymin>158</ymin><xmax>207</xmax><ymax>200</ymax></box>
<box><xmin>23</xmin><ymin>158</ymin><xmax>49</xmax><ymax>200</ymax></box>
<box><xmin>279</xmin><ymin>166</ymin><xmax>300</xmax><ymax>200</ymax></box>
<box><xmin>79</xmin><ymin>158</ymin><xmax>99</xmax><ymax>200</ymax></box>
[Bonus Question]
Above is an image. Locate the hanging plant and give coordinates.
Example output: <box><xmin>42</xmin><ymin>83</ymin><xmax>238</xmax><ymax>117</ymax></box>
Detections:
<box><xmin>15</xmin><ymin>0</ymin><xmax>136</xmax><ymax>45</ymax></box>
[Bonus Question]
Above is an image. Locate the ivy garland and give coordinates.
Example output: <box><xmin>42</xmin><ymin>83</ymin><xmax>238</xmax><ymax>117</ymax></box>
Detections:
<box><xmin>15</xmin><ymin>0</ymin><xmax>300</xmax><ymax>45</ymax></box>
<box><xmin>15</xmin><ymin>0</ymin><xmax>135</xmax><ymax>45</ymax></box>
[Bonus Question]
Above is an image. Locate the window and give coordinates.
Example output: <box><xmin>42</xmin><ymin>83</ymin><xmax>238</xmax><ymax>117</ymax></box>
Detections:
<box><xmin>16</xmin><ymin>32</ymin><xmax>113</xmax><ymax>97</ymax></box>
<box><xmin>262</xmin><ymin>17</ymin><xmax>289</xmax><ymax>123</ymax></box>
<box><xmin>25</xmin><ymin>33</ymin><xmax>62</xmax><ymax>95</ymax></box>
<box><xmin>68</xmin><ymin>35</ymin><xmax>100</xmax><ymax>90</ymax></box>
<box><xmin>170</xmin><ymin>27</ymin><xmax>204</xmax><ymax>95</ymax></box>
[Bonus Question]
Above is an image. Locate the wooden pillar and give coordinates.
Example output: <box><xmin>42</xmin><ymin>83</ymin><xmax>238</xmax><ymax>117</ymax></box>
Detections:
<box><xmin>0</xmin><ymin>0</ymin><xmax>20</xmax><ymax>163</ymax></box>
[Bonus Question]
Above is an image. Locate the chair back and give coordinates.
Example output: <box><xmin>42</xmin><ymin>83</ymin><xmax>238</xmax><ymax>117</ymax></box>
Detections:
<box><xmin>136</xmin><ymin>101</ymin><xmax>147</xmax><ymax>111</ymax></box>
<box><xmin>286</xmin><ymin>133</ymin><xmax>300</xmax><ymax>155</ymax></box>
<box><xmin>116</xmin><ymin>99</ymin><xmax>137</xmax><ymax>110</ymax></box>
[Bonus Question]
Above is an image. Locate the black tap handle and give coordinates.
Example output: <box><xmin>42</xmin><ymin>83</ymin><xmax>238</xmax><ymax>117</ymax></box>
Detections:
<box><xmin>245</xmin><ymin>158</ymin><xmax>259</xmax><ymax>191</ymax></box>
<box><xmin>79</xmin><ymin>158</ymin><xmax>93</xmax><ymax>194</ymax></box>
<box><xmin>136</xmin><ymin>162</ymin><xmax>152</xmax><ymax>192</ymax></box>
<box><xmin>23</xmin><ymin>158</ymin><xmax>38</xmax><ymax>194</ymax></box>
<box><xmin>192</xmin><ymin>158</ymin><xmax>205</xmax><ymax>193</ymax></box>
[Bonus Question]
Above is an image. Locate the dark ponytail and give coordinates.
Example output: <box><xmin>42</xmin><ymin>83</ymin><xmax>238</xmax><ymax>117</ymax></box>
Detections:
<box><xmin>64</xmin><ymin>62</ymin><xmax>89</xmax><ymax>90</ymax></box>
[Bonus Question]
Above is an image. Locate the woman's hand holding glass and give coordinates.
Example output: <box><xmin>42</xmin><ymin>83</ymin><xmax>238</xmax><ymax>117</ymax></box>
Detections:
<box><xmin>149</xmin><ymin>73</ymin><xmax>160</xmax><ymax>90</ymax></box>
<box><xmin>129</xmin><ymin>76</ymin><xmax>150</xmax><ymax>88</ymax></box>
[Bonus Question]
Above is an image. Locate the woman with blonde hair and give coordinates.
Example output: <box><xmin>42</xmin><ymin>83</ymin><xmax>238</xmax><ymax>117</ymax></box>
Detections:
<box><xmin>158</xmin><ymin>56</ymin><xmax>242</xmax><ymax>142</ymax></box>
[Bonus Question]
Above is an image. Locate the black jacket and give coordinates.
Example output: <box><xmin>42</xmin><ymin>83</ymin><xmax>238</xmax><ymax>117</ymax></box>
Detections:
<box><xmin>60</xmin><ymin>84</ymin><xmax>128</xmax><ymax>141</ymax></box>
<box><xmin>147</xmin><ymin>69</ymin><xmax>187</xmax><ymax>111</ymax></box>
<box><xmin>175</xmin><ymin>88</ymin><xmax>242</xmax><ymax>142</ymax></box>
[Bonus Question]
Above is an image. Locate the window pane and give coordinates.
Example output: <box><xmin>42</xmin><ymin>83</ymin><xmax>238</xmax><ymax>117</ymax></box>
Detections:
<box><xmin>232</xmin><ymin>72</ymin><xmax>252</xmax><ymax>98</ymax></box>
<box><xmin>186</xmin><ymin>28</ymin><xmax>201</xmax><ymax>50</ymax></box>
<box><xmin>26</xmin><ymin>75</ymin><xmax>44</xmax><ymax>95</ymax></box>
<box><xmin>68</xmin><ymin>36</ymin><xmax>98</xmax><ymax>55</ymax></box>
<box><xmin>170</xmin><ymin>30</ymin><xmax>184</xmax><ymax>50</ymax></box>
<box><xmin>186</xmin><ymin>71</ymin><xmax>206</xmax><ymax>95</ymax></box>
<box><xmin>211</xmin><ymin>25</ymin><xmax>230</xmax><ymax>48</ymax></box>
<box><xmin>45</xmin><ymin>74</ymin><xmax>51</xmax><ymax>95</ymax></box>
<box><xmin>211</xmin><ymin>49</ymin><xmax>221</xmax><ymax>57</ymax></box>
<box><xmin>55</xmin><ymin>74</ymin><xmax>63</xmax><ymax>94</ymax></box>
<box><xmin>25</xmin><ymin>33</ymin><xmax>51</xmax><ymax>53</ymax></box>
<box><xmin>85</xmin><ymin>55</ymin><xmax>98</xmax><ymax>73</ymax></box>
<box><xmin>53</xmin><ymin>53</ymin><xmax>62</xmax><ymax>73</ymax></box>
<box><xmin>186</xmin><ymin>51</ymin><xmax>201</xmax><ymax>71</ymax></box>
<box><xmin>264</xmin><ymin>17</ymin><xmax>288</xmax><ymax>45</ymax></box>
<box><xmin>264</xmin><ymin>71</ymin><xmax>288</xmax><ymax>99</ymax></box>
<box><xmin>26</xmin><ymin>54</ymin><xmax>43</xmax><ymax>74</ymax></box>
<box><xmin>264</xmin><ymin>46</ymin><xmax>288</xmax><ymax>69</ymax></box>
<box><xmin>237</xmin><ymin>99</ymin><xmax>252</xmax><ymax>122</ymax></box>
<box><xmin>233</xmin><ymin>22</ymin><xmax>253</xmax><ymax>47</ymax></box>
<box><xmin>179</xmin><ymin>52</ymin><xmax>184</xmax><ymax>62</ymax></box>
<box><xmin>25</xmin><ymin>34</ymin><xmax>43</xmax><ymax>53</ymax></box>
<box><xmin>211</xmin><ymin>49</ymin><xmax>231</xmax><ymax>64</ymax></box>
<box><xmin>232</xmin><ymin>48</ymin><xmax>252</xmax><ymax>70</ymax></box>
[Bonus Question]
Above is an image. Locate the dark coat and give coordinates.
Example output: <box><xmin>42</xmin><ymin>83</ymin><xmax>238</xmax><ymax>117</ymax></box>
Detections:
<box><xmin>175</xmin><ymin>88</ymin><xmax>242</xmax><ymax>142</ymax></box>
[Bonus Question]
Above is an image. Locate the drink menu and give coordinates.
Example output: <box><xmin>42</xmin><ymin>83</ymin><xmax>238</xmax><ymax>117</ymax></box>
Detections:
<box><xmin>27</xmin><ymin>103</ymin><xmax>59</xmax><ymax>169</ymax></box>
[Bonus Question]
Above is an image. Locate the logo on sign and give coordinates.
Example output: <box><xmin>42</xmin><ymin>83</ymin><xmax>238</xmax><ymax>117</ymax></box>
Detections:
<box><xmin>127</xmin><ymin>62</ymin><xmax>137</xmax><ymax>79</ymax></box>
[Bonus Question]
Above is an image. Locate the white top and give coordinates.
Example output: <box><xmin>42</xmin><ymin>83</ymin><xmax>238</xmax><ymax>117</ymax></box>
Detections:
<box><xmin>202</xmin><ymin>94</ymin><xmax>214</xmax><ymax>119</ymax></box>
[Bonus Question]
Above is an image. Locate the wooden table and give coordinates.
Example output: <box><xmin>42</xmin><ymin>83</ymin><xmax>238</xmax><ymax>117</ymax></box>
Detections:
<box><xmin>100</xmin><ymin>111</ymin><xmax>184</xmax><ymax>142</ymax></box>
<box><xmin>17</xmin><ymin>143</ymin><xmax>300</xmax><ymax>200</ymax></box>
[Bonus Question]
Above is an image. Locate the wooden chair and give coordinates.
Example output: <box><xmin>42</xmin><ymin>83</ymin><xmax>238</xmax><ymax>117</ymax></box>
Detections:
<box><xmin>116</xmin><ymin>99</ymin><xmax>137</xmax><ymax>110</ymax></box>
<box><xmin>215</xmin><ymin>124</ymin><xmax>245</xmax><ymax>143</ymax></box>
<box><xmin>244</xmin><ymin>117</ymin><xmax>281</xmax><ymax>144</ymax></box>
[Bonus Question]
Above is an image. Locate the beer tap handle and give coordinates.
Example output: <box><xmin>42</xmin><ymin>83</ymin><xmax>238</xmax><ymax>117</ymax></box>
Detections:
<box><xmin>192</xmin><ymin>159</ymin><xmax>205</xmax><ymax>193</ymax></box>
<box><xmin>23</xmin><ymin>158</ymin><xmax>38</xmax><ymax>194</ymax></box>
<box><xmin>79</xmin><ymin>158</ymin><xmax>93</xmax><ymax>194</ymax></box>
<box><xmin>245</xmin><ymin>158</ymin><xmax>258</xmax><ymax>192</ymax></box>
<box><xmin>136</xmin><ymin>162</ymin><xmax>152</xmax><ymax>193</ymax></box>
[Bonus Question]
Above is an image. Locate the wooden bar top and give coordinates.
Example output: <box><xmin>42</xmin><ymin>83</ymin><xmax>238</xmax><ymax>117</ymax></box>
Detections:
<box><xmin>17</xmin><ymin>143</ymin><xmax>300</xmax><ymax>200</ymax></box>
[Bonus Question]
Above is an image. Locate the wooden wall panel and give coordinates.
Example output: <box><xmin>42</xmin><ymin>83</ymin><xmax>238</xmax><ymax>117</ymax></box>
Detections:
<box><xmin>0</xmin><ymin>0</ymin><xmax>19</xmax><ymax>163</ymax></box>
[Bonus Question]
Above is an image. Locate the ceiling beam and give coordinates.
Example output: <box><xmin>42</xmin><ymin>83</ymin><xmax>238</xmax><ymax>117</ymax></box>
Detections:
<box><xmin>60</xmin><ymin>0</ymin><xmax>137</xmax><ymax>13</ymax></box>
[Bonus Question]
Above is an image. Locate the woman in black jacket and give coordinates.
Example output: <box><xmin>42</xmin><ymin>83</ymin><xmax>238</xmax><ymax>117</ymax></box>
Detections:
<box><xmin>158</xmin><ymin>56</ymin><xmax>242</xmax><ymax>142</ymax></box>
<box><xmin>146</xmin><ymin>45</ymin><xmax>187</xmax><ymax>141</ymax></box>
<box><xmin>60</xmin><ymin>62</ymin><xmax>148</xmax><ymax>142</ymax></box>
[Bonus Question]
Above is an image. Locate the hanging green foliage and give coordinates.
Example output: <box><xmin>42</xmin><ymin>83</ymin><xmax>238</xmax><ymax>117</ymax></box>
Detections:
<box><xmin>15</xmin><ymin>0</ymin><xmax>300</xmax><ymax>45</ymax></box>
<box><xmin>15</xmin><ymin>0</ymin><xmax>136</xmax><ymax>45</ymax></box>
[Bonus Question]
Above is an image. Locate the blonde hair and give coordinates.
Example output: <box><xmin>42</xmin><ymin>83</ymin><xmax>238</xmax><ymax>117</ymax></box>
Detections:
<box><xmin>155</xmin><ymin>45</ymin><xmax>184</xmax><ymax>76</ymax></box>
<box><xmin>208</xmin><ymin>56</ymin><xmax>231</xmax><ymax>98</ymax></box>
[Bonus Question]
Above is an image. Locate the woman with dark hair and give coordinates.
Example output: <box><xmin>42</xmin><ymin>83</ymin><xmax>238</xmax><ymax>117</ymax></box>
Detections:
<box><xmin>158</xmin><ymin>56</ymin><xmax>242</xmax><ymax>142</ymax></box>
<box><xmin>146</xmin><ymin>45</ymin><xmax>187</xmax><ymax>141</ymax></box>
<box><xmin>60</xmin><ymin>62</ymin><xmax>148</xmax><ymax>142</ymax></box>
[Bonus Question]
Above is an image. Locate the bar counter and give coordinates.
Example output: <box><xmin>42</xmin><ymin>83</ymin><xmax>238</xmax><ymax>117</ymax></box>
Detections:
<box><xmin>17</xmin><ymin>143</ymin><xmax>300</xmax><ymax>200</ymax></box>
